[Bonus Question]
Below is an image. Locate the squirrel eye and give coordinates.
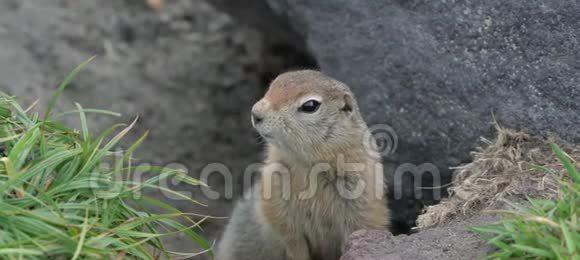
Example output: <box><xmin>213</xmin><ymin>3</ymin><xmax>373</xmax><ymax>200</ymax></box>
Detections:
<box><xmin>298</xmin><ymin>100</ymin><xmax>321</xmax><ymax>113</ymax></box>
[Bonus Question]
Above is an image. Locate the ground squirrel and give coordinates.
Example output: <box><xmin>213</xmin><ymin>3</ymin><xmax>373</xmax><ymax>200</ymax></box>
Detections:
<box><xmin>217</xmin><ymin>70</ymin><xmax>389</xmax><ymax>260</ymax></box>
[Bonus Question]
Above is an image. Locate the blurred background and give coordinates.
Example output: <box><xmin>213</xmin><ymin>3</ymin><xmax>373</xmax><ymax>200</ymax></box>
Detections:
<box><xmin>1</xmin><ymin>0</ymin><xmax>578</xmax><ymax>255</ymax></box>
<box><xmin>0</xmin><ymin>0</ymin><xmax>317</xmax><ymax>252</ymax></box>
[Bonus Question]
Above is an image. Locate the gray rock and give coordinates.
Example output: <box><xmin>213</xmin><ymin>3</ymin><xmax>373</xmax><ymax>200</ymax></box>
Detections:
<box><xmin>257</xmin><ymin>0</ymin><xmax>579</xmax><ymax>229</ymax></box>
<box><xmin>341</xmin><ymin>215</ymin><xmax>498</xmax><ymax>260</ymax></box>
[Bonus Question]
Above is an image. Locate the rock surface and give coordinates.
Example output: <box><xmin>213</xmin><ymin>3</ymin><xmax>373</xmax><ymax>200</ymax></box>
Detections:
<box><xmin>258</xmin><ymin>0</ymin><xmax>580</xmax><ymax>229</ymax></box>
<box><xmin>341</xmin><ymin>215</ymin><xmax>498</xmax><ymax>260</ymax></box>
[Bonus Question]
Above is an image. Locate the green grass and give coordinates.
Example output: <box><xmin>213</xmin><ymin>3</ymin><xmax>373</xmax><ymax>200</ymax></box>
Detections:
<box><xmin>0</xmin><ymin>58</ymin><xmax>211</xmax><ymax>259</ymax></box>
<box><xmin>473</xmin><ymin>144</ymin><xmax>579</xmax><ymax>260</ymax></box>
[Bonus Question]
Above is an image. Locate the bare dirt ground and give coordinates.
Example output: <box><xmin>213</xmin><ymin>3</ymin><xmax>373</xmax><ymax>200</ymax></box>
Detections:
<box><xmin>0</xmin><ymin>0</ymin><xmax>268</xmax><ymax>253</ymax></box>
<box><xmin>342</xmin><ymin>215</ymin><xmax>498</xmax><ymax>260</ymax></box>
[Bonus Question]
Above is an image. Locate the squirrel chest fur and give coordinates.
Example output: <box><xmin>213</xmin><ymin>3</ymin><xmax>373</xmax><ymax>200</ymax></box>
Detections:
<box><xmin>259</xmin><ymin>146</ymin><xmax>387</xmax><ymax>260</ymax></box>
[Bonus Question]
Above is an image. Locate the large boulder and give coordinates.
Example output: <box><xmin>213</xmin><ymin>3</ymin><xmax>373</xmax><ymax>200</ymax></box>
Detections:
<box><xmin>217</xmin><ymin>0</ymin><xmax>580</xmax><ymax>230</ymax></box>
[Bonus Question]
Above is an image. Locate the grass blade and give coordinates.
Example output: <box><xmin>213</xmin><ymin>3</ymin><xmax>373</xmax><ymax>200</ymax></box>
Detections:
<box><xmin>44</xmin><ymin>55</ymin><xmax>96</xmax><ymax>120</ymax></box>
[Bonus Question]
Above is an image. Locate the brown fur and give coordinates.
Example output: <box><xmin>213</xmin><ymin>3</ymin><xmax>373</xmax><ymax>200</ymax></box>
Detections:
<box><xmin>264</xmin><ymin>71</ymin><xmax>349</xmax><ymax>110</ymax></box>
<box><xmin>253</xmin><ymin>70</ymin><xmax>389</xmax><ymax>260</ymax></box>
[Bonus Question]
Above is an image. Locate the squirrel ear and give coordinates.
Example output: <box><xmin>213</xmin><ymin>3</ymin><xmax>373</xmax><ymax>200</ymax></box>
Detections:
<box><xmin>340</xmin><ymin>94</ymin><xmax>354</xmax><ymax>113</ymax></box>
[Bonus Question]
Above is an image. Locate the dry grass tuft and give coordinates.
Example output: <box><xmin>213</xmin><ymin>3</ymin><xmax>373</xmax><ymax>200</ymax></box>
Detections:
<box><xmin>417</xmin><ymin>126</ymin><xmax>579</xmax><ymax>228</ymax></box>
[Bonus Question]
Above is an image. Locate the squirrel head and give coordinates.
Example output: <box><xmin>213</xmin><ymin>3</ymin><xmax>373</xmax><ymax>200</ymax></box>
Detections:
<box><xmin>251</xmin><ymin>70</ymin><xmax>366</xmax><ymax>156</ymax></box>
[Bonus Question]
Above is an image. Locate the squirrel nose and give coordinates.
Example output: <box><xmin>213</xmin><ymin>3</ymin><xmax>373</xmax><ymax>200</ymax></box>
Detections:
<box><xmin>252</xmin><ymin>100</ymin><xmax>269</xmax><ymax>126</ymax></box>
<box><xmin>252</xmin><ymin>111</ymin><xmax>263</xmax><ymax>125</ymax></box>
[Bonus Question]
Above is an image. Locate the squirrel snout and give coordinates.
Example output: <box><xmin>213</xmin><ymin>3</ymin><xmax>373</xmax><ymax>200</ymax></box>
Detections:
<box><xmin>251</xmin><ymin>111</ymin><xmax>263</xmax><ymax>125</ymax></box>
<box><xmin>251</xmin><ymin>100</ymin><xmax>269</xmax><ymax>126</ymax></box>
